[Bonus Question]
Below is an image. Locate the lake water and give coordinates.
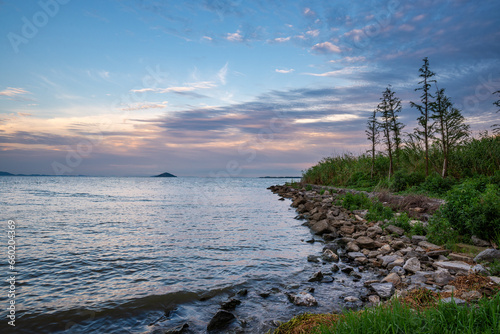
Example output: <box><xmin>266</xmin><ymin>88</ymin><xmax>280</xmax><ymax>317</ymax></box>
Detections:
<box><xmin>0</xmin><ymin>177</ymin><xmax>373</xmax><ymax>333</ymax></box>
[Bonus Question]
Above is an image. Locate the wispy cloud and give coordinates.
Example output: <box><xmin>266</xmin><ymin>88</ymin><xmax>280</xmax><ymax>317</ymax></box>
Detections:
<box><xmin>272</xmin><ymin>36</ymin><xmax>291</xmax><ymax>43</ymax></box>
<box><xmin>217</xmin><ymin>63</ymin><xmax>229</xmax><ymax>85</ymax></box>
<box><xmin>0</xmin><ymin>87</ymin><xmax>31</xmax><ymax>100</ymax></box>
<box><xmin>311</xmin><ymin>41</ymin><xmax>341</xmax><ymax>54</ymax></box>
<box><xmin>120</xmin><ymin>102</ymin><xmax>168</xmax><ymax>111</ymax></box>
<box><xmin>225</xmin><ymin>30</ymin><xmax>243</xmax><ymax>42</ymax></box>
<box><xmin>131</xmin><ymin>81</ymin><xmax>217</xmax><ymax>94</ymax></box>
<box><xmin>275</xmin><ymin>69</ymin><xmax>295</xmax><ymax>74</ymax></box>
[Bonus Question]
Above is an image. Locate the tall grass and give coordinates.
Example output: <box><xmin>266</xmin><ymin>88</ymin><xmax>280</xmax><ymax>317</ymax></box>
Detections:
<box><xmin>302</xmin><ymin>134</ymin><xmax>500</xmax><ymax>193</ymax></box>
<box><xmin>315</xmin><ymin>293</ymin><xmax>500</xmax><ymax>334</ymax></box>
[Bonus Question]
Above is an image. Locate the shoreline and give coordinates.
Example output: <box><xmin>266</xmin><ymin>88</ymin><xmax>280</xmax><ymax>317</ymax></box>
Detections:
<box><xmin>268</xmin><ymin>183</ymin><xmax>500</xmax><ymax>332</ymax></box>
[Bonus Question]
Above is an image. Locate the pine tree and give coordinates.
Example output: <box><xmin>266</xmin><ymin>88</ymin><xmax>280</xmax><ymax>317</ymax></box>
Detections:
<box><xmin>377</xmin><ymin>85</ymin><xmax>403</xmax><ymax>178</ymax></box>
<box><xmin>493</xmin><ymin>90</ymin><xmax>500</xmax><ymax>134</ymax></box>
<box><xmin>366</xmin><ymin>109</ymin><xmax>379</xmax><ymax>179</ymax></box>
<box><xmin>410</xmin><ymin>57</ymin><xmax>436</xmax><ymax>176</ymax></box>
<box><xmin>430</xmin><ymin>88</ymin><xmax>470</xmax><ymax>178</ymax></box>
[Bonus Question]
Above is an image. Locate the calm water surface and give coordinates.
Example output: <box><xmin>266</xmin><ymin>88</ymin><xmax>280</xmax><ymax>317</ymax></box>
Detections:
<box><xmin>0</xmin><ymin>177</ymin><xmax>372</xmax><ymax>333</ymax></box>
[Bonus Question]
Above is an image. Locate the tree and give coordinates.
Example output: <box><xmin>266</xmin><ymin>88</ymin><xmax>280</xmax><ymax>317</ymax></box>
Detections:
<box><xmin>366</xmin><ymin>109</ymin><xmax>379</xmax><ymax>179</ymax></box>
<box><xmin>410</xmin><ymin>57</ymin><xmax>436</xmax><ymax>176</ymax></box>
<box><xmin>493</xmin><ymin>90</ymin><xmax>500</xmax><ymax>134</ymax></box>
<box><xmin>430</xmin><ymin>88</ymin><xmax>470</xmax><ymax>178</ymax></box>
<box><xmin>377</xmin><ymin>85</ymin><xmax>403</xmax><ymax>178</ymax></box>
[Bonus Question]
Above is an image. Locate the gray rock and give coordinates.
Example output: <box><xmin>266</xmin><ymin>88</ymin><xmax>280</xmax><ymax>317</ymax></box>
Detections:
<box><xmin>472</xmin><ymin>264</ymin><xmax>490</xmax><ymax>275</ymax></box>
<box><xmin>434</xmin><ymin>268</ymin><xmax>452</xmax><ymax>285</ymax></box>
<box><xmin>370</xmin><ymin>282</ymin><xmax>394</xmax><ymax>299</ymax></box>
<box><xmin>380</xmin><ymin>255</ymin><xmax>398</xmax><ymax>267</ymax></box>
<box><xmin>385</xmin><ymin>225</ymin><xmax>405</xmax><ymax>236</ymax></box>
<box><xmin>392</xmin><ymin>240</ymin><xmax>406</xmax><ymax>250</ymax></box>
<box><xmin>221</xmin><ymin>299</ymin><xmax>241</xmax><ymax>311</ymax></box>
<box><xmin>340</xmin><ymin>266</ymin><xmax>354</xmax><ymax>274</ymax></box>
<box><xmin>286</xmin><ymin>292</ymin><xmax>318</xmax><ymax>306</ymax></box>
<box><xmin>368</xmin><ymin>295</ymin><xmax>380</xmax><ymax>304</ymax></box>
<box><xmin>461</xmin><ymin>290</ymin><xmax>482</xmax><ymax>301</ymax></box>
<box><xmin>403</xmin><ymin>257</ymin><xmax>421</xmax><ymax>273</ymax></box>
<box><xmin>410</xmin><ymin>271</ymin><xmax>432</xmax><ymax>285</ymax></box>
<box><xmin>391</xmin><ymin>266</ymin><xmax>405</xmax><ymax>275</ymax></box>
<box><xmin>381</xmin><ymin>272</ymin><xmax>401</xmax><ymax>285</ymax></box>
<box><xmin>426</xmin><ymin>250</ymin><xmax>450</xmax><ymax>258</ymax></box>
<box><xmin>435</xmin><ymin>261</ymin><xmax>471</xmax><ymax>273</ymax></box>
<box><xmin>348</xmin><ymin>252</ymin><xmax>366</xmax><ymax>259</ymax></box>
<box><xmin>322</xmin><ymin>249</ymin><xmax>339</xmax><ymax>262</ymax></box>
<box><xmin>356</xmin><ymin>236</ymin><xmax>376</xmax><ymax>249</ymax></box>
<box><xmin>471</xmin><ymin>236</ymin><xmax>491</xmax><ymax>247</ymax></box>
<box><xmin>346</xmin><ymin>241</ymin><xmax>360</xmax><ymax>252</ymax></box>
<box><xmin>440</xmin><ymin>297</ymin><xmax>466</xmax><ymax>305</ymax></box>
<box><xmin>308</xmin><ymin>271</ymin><xmax>324</xmax><ymax>282</ymax></box>
<box><xmin>344</xmin><ymin>296</ymin><xmax>359</xmax><ymax>302</ymax></box>
<box><xmin>331</xmin><ymin>264</ymin><xmax>340</xmax><ymax>272</ymax></box>
<box><xmin>418</xmin><ymin>241</ymin><xmax>442</xmax><ymax>251</ymax></box>
<box><xmin>321</xmin><ymin>276</ymin><xmax>334</xmax><ymax>283</ymax></box>
<box><xmin>411</xmin><ymin>235</ymin><xmax>427</xmax><ymax>244</ymax></box>
<box><xmin>367</xmin><ymin>225</ymin><xmax>383</xmax><ymax>236</ymax></box>
<box><xmin>349</xmin><ymin>271</ymin><xmax>362</xmax><ymax>279</ymax></box>
<box><xmin>489</xmin><ymin>276</ymin><xmax>500</xmax><ymax>284</ymax></box>
<box><xmin>437</xmin><ymin>255</ymin><xmax>449</xmax><ymax>261</ymax></box>
<box><xmin>164</xmin><ymin>323</ymin><xmax>189</xmax><ymax>334</ymax></box>
<box><xmin>379</xmin><ymin>244</ymin><xmax>392</xmax><ymax>254</ymax></box>
<box><xmin>387</xmin><ymin>258</ymin><xmax>405</xmax><ymax>270</ymax></box>
<box><xmin>474</xmin><ymin>249</ymin><xmax>500</xmax><ymax>263</ymax></box>
<box><xmin>311</xmin><ymin>219</ymin><xmax>331</xmax><ymax>235</ymax></box>
<box><xmin>207</xmin><ymin>310</ymin><xmax>235</xmax><ymax>331</ymax></box>
<box><xmin>307</xmin><ymin>255</ymin><xmax>321</xmax><ymax>263</ymax></box>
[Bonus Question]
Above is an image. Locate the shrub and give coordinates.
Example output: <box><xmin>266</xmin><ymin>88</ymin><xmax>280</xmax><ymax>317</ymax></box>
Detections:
<box><xmin>366</xmin><ymin>200</ymin><xmax>394</xmax><ymax>222</ymax></box>
<box><xmin>439</xmin><ymin>179</ymin><xmax>500</xmax><ymax>240</ymax></box>
<box><xmin>391</xmin><ymin>171</ymin><xmax>426</xmax><ymax>192</ymax></box>
<box><xmin>389</xmin><ymin>212</ymin><xmax>412</xmax><ymax>232</ymax></box>
<box><xmin>426</xmin><ymin>213</ymin><xmax>459</xmax><ymax>246</ymax></box>
<box><xmin>338</xmin><ymin>192</ymin><xmax>371</xmax><ymax>211</ymax></box>
<box><xmin>419</xmin><ymin>174</ymin><xmax>456</xmax><ymax>195</ymax></box>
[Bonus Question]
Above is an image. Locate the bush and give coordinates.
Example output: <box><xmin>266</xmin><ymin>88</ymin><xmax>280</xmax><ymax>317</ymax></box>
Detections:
<box><xmin>419</xmin><ymin>174</ymin><xmax>456</xmax><ymax>195</ymax></box>
<box><xmin>391</xmin><ymin>171</ymin><xmax>426</xmax><ymax>192</ymax></box>
<box><xmin>337</xmin><ymin>192</ymin><xmax>371</xmax><ymax>211</ymax></box>
<box><xmin>389</xmin><ymin>212</ymin><xmax>412</xmax><ymax>232</ymax></box>
<box><xmin>426</xmin><ymin>213</ymin><xmax>459</xmax><ymax>246</ymax></box>
<box><xmin>440</xmin><ymin>179</ymin><xmax>500</xmax><ymax>240</ymax></box>
<box><xmin>366</xmin><ymin>200</ymin><xmax>394</xmax><ymax>222</ymax></box>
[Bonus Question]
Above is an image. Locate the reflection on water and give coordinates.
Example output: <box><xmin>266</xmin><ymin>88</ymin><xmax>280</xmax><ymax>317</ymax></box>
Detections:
<box><xmin>2</xmin><ymin>177</ymin><xmax>330</xmax><ymax>333</ymax></box>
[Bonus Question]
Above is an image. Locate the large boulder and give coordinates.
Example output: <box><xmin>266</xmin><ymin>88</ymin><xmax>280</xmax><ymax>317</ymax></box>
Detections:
<box><xmin>310</xmin><ymin>219</ymin><xmax>331</xmax><ymax>235</ymax></box>
<box><xmin>207</xmin><ymin>310</ymin><xmax>235</xmax><ymax>331</ymax></box>
<box><xmin>474</xmin><ymin>249</ymin><xmax>500</xmax><ymax>263</ymax></box>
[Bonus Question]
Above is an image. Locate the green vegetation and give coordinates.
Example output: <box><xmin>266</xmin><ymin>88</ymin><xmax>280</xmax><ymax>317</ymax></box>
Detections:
<box><xmin>274</xmin><ymin>292</ymin><xmax>500</xmax><ymax>334</ymax></box>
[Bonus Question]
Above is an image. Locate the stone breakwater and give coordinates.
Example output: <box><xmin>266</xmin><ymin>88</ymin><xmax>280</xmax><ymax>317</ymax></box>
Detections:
<box><xmin>268</xmin><ymin>184</ymin><xmax>500</xmax><ymax>307</ymax></box>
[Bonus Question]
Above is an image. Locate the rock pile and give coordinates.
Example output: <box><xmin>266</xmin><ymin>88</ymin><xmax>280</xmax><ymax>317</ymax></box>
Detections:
<box><xmin>268</xmin><ymin>184</ymin><xmax>500</xmax><ymax>305</ymax></box>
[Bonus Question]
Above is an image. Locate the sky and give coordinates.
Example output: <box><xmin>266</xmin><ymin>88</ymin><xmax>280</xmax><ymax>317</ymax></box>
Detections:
<box><xmin>0</xmin><ymin>0</ymin><xmax>499</xmax><ymax>177</ymax></box>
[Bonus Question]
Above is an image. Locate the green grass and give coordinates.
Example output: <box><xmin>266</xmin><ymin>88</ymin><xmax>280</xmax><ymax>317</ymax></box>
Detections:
<box><xmin>279</xmin><ymin>293</ymin><xmax>500</xmax><ymax>334</ymax></box>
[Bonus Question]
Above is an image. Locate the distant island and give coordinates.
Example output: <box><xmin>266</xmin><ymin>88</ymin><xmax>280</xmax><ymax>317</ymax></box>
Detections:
<box><xmin>153</xmin><ymin>172</ymin><xmax>177</xmax><ymax>177</ymax></box>
<box><xmin>259</xmin><ymin>176</ymin><xmax>301</xmax><ymax>179</ymax></box>
<box><xmin>0</xmin><ymin>171</ymin><xmax>53</xmax><ymax>176</ymax></box>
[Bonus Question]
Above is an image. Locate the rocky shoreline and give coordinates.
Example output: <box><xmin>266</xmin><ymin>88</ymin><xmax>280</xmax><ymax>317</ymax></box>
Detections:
<box><xmin>160</xmin><ymin>183</ymin><xmax>500</xmax><ymax>333</ymax></box>
<box><xmin>268</xmin><ymin>183</ymin><xmax>500</xmax><ymax>311</ymax></box>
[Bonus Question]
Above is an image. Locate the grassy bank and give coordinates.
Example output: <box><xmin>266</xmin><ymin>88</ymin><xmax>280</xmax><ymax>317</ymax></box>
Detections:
<box><xmin>273</xmin><ymin>290</ymin><xmax>500</xmax><ymax>334</ymax></box>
